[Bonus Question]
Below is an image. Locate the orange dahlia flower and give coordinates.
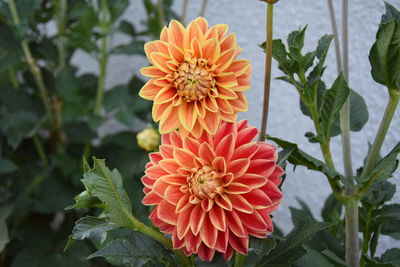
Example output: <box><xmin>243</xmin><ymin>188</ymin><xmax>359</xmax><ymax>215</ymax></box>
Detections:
<box><xmin>141</xmin><ymin>120</ymin><xmax>283</xmax><ymax>261</ymax></box>
<box><xmin>139</xmin><ymin>17</ymin><xmax>251</xmax><ymax>138</ymax></box>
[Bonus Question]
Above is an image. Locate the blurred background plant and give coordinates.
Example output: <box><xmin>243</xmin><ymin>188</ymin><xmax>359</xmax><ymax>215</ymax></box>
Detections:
<box><xmin>0</xmin><ymin>0</ymin><xmax>179</xmax><ymax>265</ymax></box>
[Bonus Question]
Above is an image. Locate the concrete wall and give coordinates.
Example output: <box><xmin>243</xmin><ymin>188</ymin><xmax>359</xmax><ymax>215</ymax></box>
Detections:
<box><xmin>73</xmin><ymin>0</ymin><xmax>400</xmax><ymax>255</ymax></box>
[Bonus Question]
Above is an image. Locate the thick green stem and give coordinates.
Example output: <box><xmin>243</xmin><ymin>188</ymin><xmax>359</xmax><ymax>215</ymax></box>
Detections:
<box><xmin>8</xmin><ymin>67</ymin><xmax>19</xmax><ymax>89</ymax></box>
<box><xmin>181</xmin><ymin>0</ymin><xmax>188</xmax><ymax>25</ymax></box>
<box><xmin>345</xmin><ymin>195</ymin><xmax>360</xmax><ymax>267</ymax></box>
<box><xmin>33</xmin><ymin>136</ymin><xmax>48</xmax><ymax>166</ymax></box>
<box><xmin>234</xmin><ymin>252</ymin><xmax>246</xmax><ymax>267</ymax></box>
<box><xmin>94</xmin><ymin>0</ymin><xmax>109</xmax><ymax>115</ymax></box>
<box><xmin>326</xmin><ymin>0</ymin><xmax>342</xmax><ymax>74</ymax></box>
<box><xmin>127</xmin><ymin>213</ymin><xmax>190</xmax><ymax>266</ymax></box>
<box><xmin>199</xmin><ymin>0</ymin><xmax>208</xmax><ymax>17</ymax></box>
<box><xmin>55</xmin><ymin>0</ymin><xmax>67</xmax><ymax>73</ymax></box>
<box><xmin>157</xmin><ymin>0</ymin><xmax>165</xmax><ymax>29</ymax></box>
<box><xmin>361</xmin><ymin>207</ymin><xmax>372</xmax><ymax>257</ymax></box>
<box><xmin>340</xmin><ymin>0</ymin><xmax>354</xmax><ymax>180</ymax></box>
<box><xmin>361</xmin><ymin>91</ymin><xmax>400</xmax><ymax>177</ymax></box>
<box><xmin>259</xmin><ymin>3</ymin><xmax>274</xmax><ymax>141</ymax></box>
<box><xmin>8</xmin><ymin>0</ymin><xmax>54</xmax><ymax>124</ymax></box>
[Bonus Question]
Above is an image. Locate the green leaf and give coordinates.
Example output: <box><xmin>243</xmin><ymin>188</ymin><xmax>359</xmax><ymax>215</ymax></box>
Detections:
<box><xmin>378</xmin><ymin>204</ymin><xmax>400</xmax><ymax>220</ymax></box>
<box><xmin>362</xmin><ymin>256</ymin><xmax>395</xmax><ymax>267</ymax></box>
<box><xmin>370</xmin><ymin>224</ymin><xmax>381</xmax><ymax>258</ymax></box>
<box><xmin>362</xmin><ymin>181</ymin><xmax>395</xmax><ymax>205</ymax></box>
<box><xmin>381</xmin><ymin>3</ymin><xmax>400</xmax><ymax>23</ymax></box>
<box><xmin>287</xmin><ymin>27</ymin><xmax>307</xmax><ymax>54</ymax></box>
<box><xmin>322</xmin><ymin>194</ymin><xmax>342</xmax><ymax>223</ymax></box>
<box><xmin>0</xmin><ymin>204</ymin><xmax>13</xmax><ymax>252</ymax></box>
<box><xmin>258</xmin><ymin>219</ymin><xmax>335</xmax><ymax>266</ymax></box>
<box><xmin>295</xmin><ymin>246</ymin><xmax>338</xmax><ymax>267</ymax></box>
<box><xmin>349</xmin><ymin>89</ymin><xmax>369</xmax><ymax>132</ymax></box>
<box><xmin>87</xmin><ymin>230</ymin><xmax>173</xmax><ymax>266</ymax></box>
<box><xmin>268</xmin><ymin>136</ymin><xmax>343</xmax><ymax>181</ymax></box>
<box><xmin>71</xmin><ymin>216</ymin><xmax>118</xmax><ymax>243</ymax></box>
<box><xmin>0</xmin><ymin>158</ymin><xmax>17</xmax><ymax>174</ymax></box>
<box><xmin>63</xmin><ymin>122</ymin><xmax>96</xmax><ymax>144</ymax></box>
<box><xmin>56</xmin><ymin>68</ymin><xmax>81</xmax><ymax>102</ymax></box>
<box><xmin>111</xmin><ymin>40</ymin><xmax>145</xmax><ymax>55</ymax></box>
<box><xmin>320</xmin><ymin>74</ymin><xmax>350</xmax><ymax>139</ymax></box>
<box><xmin>118</xmin><ymin>20</ymin><xmax>136</xmax><ymax>36</ymax></box>
<box><xmin>290</xmin><ymin>198</ymin><xmax>314</xmax><ymax>226</ymax></box>
<box><xmin>0</xmin><ymin>111</ymin><xmax>39</xmax><ymax>149</ymax></box>
<box><xmin>369</xmin><ymin>20</ymin><xmax>400</xmax><ymax>90</ymax></box>
<box><xmin>381</xmin><ymin>248</ymin><xmax>400</xmax><ymax>265</ymax></box>
<box><xmin>271</xmin><ymin>39</ymin><xmax>291</xmax><ymax>75</ymax></box>
<box><xmin>82</xmin><ymin>157</ymin><xmax>134</xmax><ymax>227</ymax></box>
<box><xmin>66</xmin><ymin>191</ymin><xmax>103</xmax><ymax>210</ymax></box>
<box><xmin>195</xmin><ymin>254</ymin><xmax>229</xmax><ymax>267</ymax></box>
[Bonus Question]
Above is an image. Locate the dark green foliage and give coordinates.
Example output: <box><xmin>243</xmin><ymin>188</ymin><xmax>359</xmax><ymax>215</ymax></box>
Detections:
<box><xmin>0</xmin><ymin>0</ymin><xmax>164</xmax><ymax>265</ymax></box>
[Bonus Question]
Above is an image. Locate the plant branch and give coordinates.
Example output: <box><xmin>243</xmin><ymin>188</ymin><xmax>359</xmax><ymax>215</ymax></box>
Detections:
<box><xmin>181</xmin><ymin>0</ymin><xmax>189</xmax><ymax>25</ymax></box>
<box><xmin>361</xmin><ymin>91</ymin><xmax>400</xmax><ymax>177</ymax></box>
<box><xmin>345</xmin><ymin>196</ymin><xmax>360</xmax><ymax>267</ymax></box>
<box><xmin>234</xmin><ymin>252</ymin><xmax>246</xmax><ymax>267</ymax></box>
<box><xmin>157</xmin><ymin>0</ymin><xmax>165</xmax><ymax>29</ymax></box>
<box><xmin>340</xmin><ymin>0</ymin><xmax>354</xmax><ymax>180</ymax></box>
<box><xmin>55</xmin><ymin>0</ymin><xmax>67</xmax><ymax>73</ymax></box>
<box><xmin>94</xmin><ymin>0</ymin><xmax>110</xmax><ymax>115</ymax></box>
<box><xmin>199</xmin><ymin>0</ymin><xmax>208</xmax><ymax>17</ymax></box>
<box><xmin>33</xmin><ymin>136</ymin><xmax>48</xmax><ymax>166</ymax></box>
<box><xmin>326</xmin><ymin>0</ymin><xmax>342</xmax><ymax>73</ymax></box>
<box><xmin>8</xmin><ymin>0</ymin><xmax>54</xmax><ymax>124</ymax></box>
<box><xmin>259</xmin><ymin>3</ymin><xmax>274</xmax><ymax>141</ymax></box>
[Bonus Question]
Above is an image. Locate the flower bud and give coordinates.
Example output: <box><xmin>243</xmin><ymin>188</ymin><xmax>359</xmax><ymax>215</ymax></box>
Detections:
<box><xmin>137</xmin><ymin>128</ymin><xmax>160</xmax><ymax>152</ymax></box>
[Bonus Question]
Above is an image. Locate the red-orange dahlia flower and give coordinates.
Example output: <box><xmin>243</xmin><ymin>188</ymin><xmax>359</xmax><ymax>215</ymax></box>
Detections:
<box><xmin>139</xmin><ymin>17</ymin><xmax>251</xmax><ymax>138</ymax></box>
<box><xmin>141</xmin><ymin>120</ymin><xmax>283</xmax><ymax>261</ymax></box>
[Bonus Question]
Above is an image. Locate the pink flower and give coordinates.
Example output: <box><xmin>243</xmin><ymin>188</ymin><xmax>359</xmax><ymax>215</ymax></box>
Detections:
<box><xmin>141</xmin><ymin>120</ymin><xmax>283</xmax><ymax>261</ymax></box>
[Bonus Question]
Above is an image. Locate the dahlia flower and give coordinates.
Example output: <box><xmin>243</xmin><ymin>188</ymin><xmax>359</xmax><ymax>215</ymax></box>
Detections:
<box><xmin>141</xmin><ymin>120</ymin><xmax>283</xmax><ymax>261</ymax></box>
<box><xmin>139</xmin><ymin>17</ymin><xmax>251</xmax><ymax>138</ymax></box>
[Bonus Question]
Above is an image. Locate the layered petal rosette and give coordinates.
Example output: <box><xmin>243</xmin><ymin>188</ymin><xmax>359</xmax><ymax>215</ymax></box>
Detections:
<box><xmin>139</xmin><ymin>17</ymin><xmax>251</xmax><ymax>138</ymax></box>
<box><xmin>141</xmin><ymin>120</ymin><xmax>283</xmax><ymax>261</ymax></box>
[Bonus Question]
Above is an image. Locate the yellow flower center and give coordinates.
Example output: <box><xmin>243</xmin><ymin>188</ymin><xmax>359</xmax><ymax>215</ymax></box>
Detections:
<box><xmin>173</xmin><ymin>59</ymin><xmax>215</xmax><ymax>102</ymax></box>
<box><xmin>188</xmin><ymin>166</ymin><xmax>223</xmax><ymax>199</ymax></box>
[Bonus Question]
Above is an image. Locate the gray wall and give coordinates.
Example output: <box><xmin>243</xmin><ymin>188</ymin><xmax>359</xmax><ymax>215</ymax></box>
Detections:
<box><xmin>72</xmin><ymin>0</ymin><xmax>400</xmax><ymax>254</ymax></box>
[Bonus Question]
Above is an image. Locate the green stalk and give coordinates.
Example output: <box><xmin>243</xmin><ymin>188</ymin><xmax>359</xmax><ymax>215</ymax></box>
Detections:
<box><xmin>181</xmin><ymin>0</ymin><xmax>189</xmax><ymax>25</ymax></box>
<box><xmin>33</xmin><ymin>136</ymin><xmax>48</xmax><ymax>166</ymax></box>
<box><xmin>157</xmin><ymin>0</ymin><xmax>165</xmax><ymax>29</ymax></box>
<box><xmin>345</xmin><ymin>195</ymin><xmax>360</xmax><ymax>267</ymax></box>
<box><xmin>361</xmin><ymin>207</ymin><xmax>372</xmax><ymax>257</ymax></box>
<box><xmin>199</xmin><ymin>0</ymin><xmax>208</xmax><ymax>17</ymax></box>
<box><xmin>340</xmin><ymin>0</ymin><xmax>353</xmax><ymax>180</ymax></box>
<box><xmin>234</xmin><ymin>253</ymin><xmax>246</xmax><ymax>267</ymax></box>
<box><xmin>326</xmin><ymin>0</ymin><xmax>342</xmax><ymax>73</ymax></box>
<box><xmin>8</xmin><ymin>0</ymin><xmax>54</xmax><ymax>124</ymax></box>
<box><xmin>55</xmin><ymin>0</ymin><xmax>67</xmax><ymax>73</ymax></box>
<box><xmin>259</xmin><ymin>3</ymin><xmax>274</xmax><ymax>142</ymax></box>
<box><xmin>94</xmin><ymin>0</ymin><xmax>109</xmax><ymax>115</ymax></box>
<box><xmin>361</xmin><ymin>90</ymin><xmax>400</xmax><ymax>176</ymax></box>
<box><xmin>8</xmin><ymin>67</ymin><xmax>19</xmax><ymax>89</ymax></box>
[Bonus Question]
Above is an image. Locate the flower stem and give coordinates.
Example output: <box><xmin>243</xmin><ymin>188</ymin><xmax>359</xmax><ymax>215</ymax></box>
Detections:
<box><xmin>94</xmin><ymin>0</ymin><xmax>109</xmax><ymax>115</ymax></box>
<box><xmin>127</xmin><ymin>213</ymin><xmax>191</xmax><ymax>266</ymax></box>
<box><xmin>345</xmin><ymin>195</ymin><xmax>360</xmax><ymax>267</ymax></box>
<box><xmin>33</xmin><ymin>136</ymin><xmax>48</xmax><ymax>166</ymax></box>
<box><xmin>199</xmin><ymin>0</ymin><xmax>208</xmax><ymax>17</ymax></box>
<box><xmin>55</xmin><ymin>0</ymin><xmax>67</xmax><ymax>73</ymax></box>
<box><xmin>234</xmin><ymin>252</ymin><xmax>246</xmax><ymax>267</ymax></box>
<box><xmin>259</xmin><ymin>2</ymin><xmax>274</xmax><ymax>142</ymax></box>
<box><xmin>340</xmin><ymin>0</ymin><xmax>354</xmax><ymax>180</ymax></box>
<box><xmin>157</xmin><ymin>0</ymin><xmax>165</xmax><ymax>29</ymax></box>
<box><xmin>361</xmin><ymin>90</ymin><xmax>400</xmax><ymax>177</ymax></box>
<box><xmin>8</xmin><ymin>0</ymin><xmax>54</xmax><ymax>125</ymax></box>
<box><xmin>326</xmin><ymin>0</ymin><xmax>342</xmax><ymax>74</ymax></box>
<box><xmin>181</xmin><ymin>0</ymin><xmax>189</xmax><ymax>25</ymax></box>
<box><xmin>8</xmin><ymin>67</ymin><xmax>19</xmax><ymax>89</ymax></box>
